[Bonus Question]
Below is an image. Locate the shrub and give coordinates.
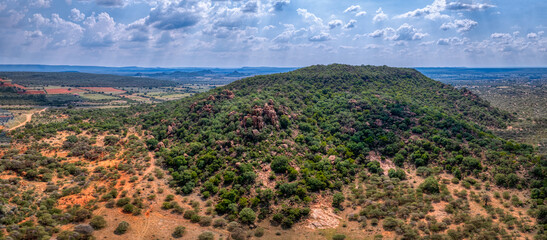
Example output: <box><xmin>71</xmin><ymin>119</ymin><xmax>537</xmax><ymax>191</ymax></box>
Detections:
<box><xmin>183</xmin><ymin>210</ymin><xmax>196</xmax><ymax>219</ymax></box>
<box><xmin>200</xmin><ymin>216</ymin><xmax>212</xmax><ymax>226</ymax></box>
<box><xmin>382</xmin><ymin>217</ymin><xmax>401</xmax><ymax>231</ymax></box>
<box><xmin>367</xmin><ymin>161</ymin><xmax>382</xmax><ymax>174</ymax></box>
<box><xmin>239</xmin><ymin>208</ymin><xmax>256</xmax><ymax>224</ymax></box>
<box><xmin>105</xmin><ymin>199</ymin><xmax>115</xmax><ymax>208</ymax></box>
<box><xmin>57</xmin><ymin>231</ymin><xmax>80</xmax><ymax>240</ymax></box>
<box><xmin>74</xmin><ymin>224</ymin><xmax>94</xmax><ymax>236</ymax></box>
<box><xmin>502</xmin><ymin>191</ymin><xmax>511</xmax><ymax>200</ymax></box>
<box><xmin>227</xmin><ymin>221</ymin><xmax>240</xmax><ymax>231</ymax></box>
<box><xmin>332</xmin><ymin>234</ymin><xmax>346</xmax><ymax>240</ymax></box>
<box><xmin>388</xmin><ymin>168</ymin><xmax>406</xmax><ymax>180</ymax></box>
<box><xmin>116</xmin><ymin>197</ymin><xmax>131</xmax><ymax>207</ymax></box>
<box><xmin>416</xmin><ymin>166</ymin><xmax>431</xmax><ymax>177</ymax></box>
<box><xmin>538</xmin><ymin>205</ymin><xmax>547</xmax><ymax>224</ymax></box>
<box><xmin>198</xmin><ymin>231</ymin><xmax>215</xmax><ymax>240</ymax></box>
<box><xmin>114</xmin><ymin>221</ymin><xmax>129</xmax><ymax>235</ymax></box>
<box><xmin>190</xmin><ymin>214</ymin><xmax>201</xmax><ymax>223</ymax></box>
<box><xmin>230</xmin><ymin>227</ymin><xmax>247</xmax><ymax>240</ymax></box>
<box><xmin>122</xmin><ymin>204</ymin><xmax>135</xmax><ymax>214</ymax></box>
<box><xmin>161</xmin><ymin>202</ymin><xmax>173</xmax><ymax>210</ymax></box>
<box><xmin>271</xmin><ymin>156</ymin><xmax>290</xmax><ymax>173</ymax></box>
<box><xmin>172</xmin><ymin>226</ymin><xmax>185</xmax><ymax>238</ymax></box>
<box><xmin>332</xmin><ymin>192</ymin><xmax>345</xmax><ymax>209</ymax></box>
<box><xmin>254</xmin><ymin>227</ymin><xmax>265</xmax><ymax>237</ymax></box>
<box><xmin>89</xmin><ymin>216</ymin><xmax>107</xmax><ymax>230</ymax></box>
<box><xmin>213</xmin><ymin>218</ymin><xmax>227</xmax><ymax>228</ymax></box>
<box><xmin>420</xmin><ymin>177</ymin><xmax>440</xmax><ymax>194</ymax></box>
<box><xmin>72</xmin><ymin>209</ymin><xmax>91</xmax><ymax>222</ymax></box>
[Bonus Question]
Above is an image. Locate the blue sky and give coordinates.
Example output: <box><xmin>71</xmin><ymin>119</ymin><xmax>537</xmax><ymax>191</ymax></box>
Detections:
<box><xmin>0</xmin><ymin>0</ymin><xmax>545</xmax><ymax>67</ymax></box>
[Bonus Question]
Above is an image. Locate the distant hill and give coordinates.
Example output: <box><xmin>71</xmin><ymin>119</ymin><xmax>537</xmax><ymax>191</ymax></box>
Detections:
<box><xmin>0</xmin><ymin>72</ymin><xmax>176</xmax><ymax>87</ymax></box>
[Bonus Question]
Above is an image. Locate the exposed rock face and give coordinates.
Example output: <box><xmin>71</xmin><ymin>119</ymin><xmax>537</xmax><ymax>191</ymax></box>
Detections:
<box><xmin>202</xmin><ymin>104</ymin><xmax>213</xmax><ymax>113</ymax></box>
<box><xmin>240</xmin><ymin>100</ymin><xmax>280</xmax><ymax>130</ymax></box>
<box><xmin>222</xmin><ymin>89</ymin><xmax>235</xmax><ymax>99</ymax></box>
<box><xmin>306</xmin><ymin>208</ymin><xmax>341</xmax><ymax>229</ymax></box>
<box><xmin>190</xmin><ymin>102</ymin><xmax>198</xmax><ymax>111</ymax></box>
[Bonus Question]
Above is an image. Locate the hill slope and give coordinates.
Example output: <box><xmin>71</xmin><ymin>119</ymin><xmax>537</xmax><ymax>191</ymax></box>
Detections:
<box><xmin>3</xmin><ymin>64</ymin><xmax>546</xmax><ymax>239</ymax></box>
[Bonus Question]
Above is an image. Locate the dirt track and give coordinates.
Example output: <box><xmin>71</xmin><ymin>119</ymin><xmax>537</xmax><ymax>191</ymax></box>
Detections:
<box><xmin>8</xmin><ymin>107</ymin><xmax>47</xmax><ymax>131</ymax></box>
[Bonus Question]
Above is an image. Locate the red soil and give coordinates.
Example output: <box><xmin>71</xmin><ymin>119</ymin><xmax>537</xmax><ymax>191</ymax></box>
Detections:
<box><xmin>46</xmin><ymin>88</ymin><xmax>86</xmax><ymax>94</ymax></box>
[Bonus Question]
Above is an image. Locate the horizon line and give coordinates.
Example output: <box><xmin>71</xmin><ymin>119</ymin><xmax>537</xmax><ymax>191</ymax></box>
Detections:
<box><xmin>1</xmin><ymin>63</ymin><xmax>547</xmax><ymax>69</ymax></box>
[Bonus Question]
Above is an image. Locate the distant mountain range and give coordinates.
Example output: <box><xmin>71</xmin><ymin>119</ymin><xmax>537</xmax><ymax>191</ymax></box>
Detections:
<box><xmin>0</xmin><ymin>65</ymin><xmax>297</xmax><ymax>77</ymax></box>
<box><xmin>1</xmin><ymin>64</ymin><xmax>545</xmax><ymax>85</ymax></box>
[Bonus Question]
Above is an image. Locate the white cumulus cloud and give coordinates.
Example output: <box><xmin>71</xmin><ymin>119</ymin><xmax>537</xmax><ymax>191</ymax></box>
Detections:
<box><xmin>373</xmin><ymin>8</ymin><xmax>388</xmax><ymax>23</ymax></box>
<box><xmin>440</xmin><ymin>19</ymin><xmax>478</xmax><ymax>32</ymax></box>
<box><xmin>69</xmin><ymin>8</ymin><xmax>85</xmax><ymax>22</ymax></box>
<box><xmin>369</xmin><ymin>23</ymin><xmax>428</xmax><ymax>41</ymax></box>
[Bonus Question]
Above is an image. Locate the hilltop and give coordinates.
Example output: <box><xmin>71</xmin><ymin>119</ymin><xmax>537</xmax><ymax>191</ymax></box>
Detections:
<box><xmin>1</xmin><ymin>65</ymin><xmax>545</xmax><ymax>239</ymax></box>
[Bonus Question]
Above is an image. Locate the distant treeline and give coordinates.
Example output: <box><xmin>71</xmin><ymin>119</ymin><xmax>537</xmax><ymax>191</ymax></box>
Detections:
<box><xmin>0</xmin><ymin>72</ymin><xmax>177</xmax><ymax>87</ymax></box>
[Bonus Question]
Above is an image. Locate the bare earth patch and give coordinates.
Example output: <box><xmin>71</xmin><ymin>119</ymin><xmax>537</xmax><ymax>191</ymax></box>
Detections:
<box><xmin>305</xmin><ymin>207</ymin><xmax>341</xmax><ymax>229</ymax></box>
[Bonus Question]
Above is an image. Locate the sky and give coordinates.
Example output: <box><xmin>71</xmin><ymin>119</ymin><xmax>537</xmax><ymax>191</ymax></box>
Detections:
<box><xmin>0</xmin><ymin>0</ymin><xmax>546</xmax><ymax>67</ymax></box>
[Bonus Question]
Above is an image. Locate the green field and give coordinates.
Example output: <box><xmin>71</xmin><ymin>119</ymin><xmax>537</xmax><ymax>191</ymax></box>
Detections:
<box><xmin>80</xmin><ymin>93</ymin><xmax>120</xmax><ymax>101</ymax></box>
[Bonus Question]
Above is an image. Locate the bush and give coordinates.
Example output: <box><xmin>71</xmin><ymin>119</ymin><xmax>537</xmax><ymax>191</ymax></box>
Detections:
<box><xmin>200</xmin><ymin>216</ymin><xmax>212</xmax><ymax>226</ymax></box>
<box><xmin>271</xmin><ymin>156</ymin><xmax>290</xmax><ymax>173</ymax></box>
<box><xmin>198</xmin><ymin>231</ymin><xmax>215</xmax><ymax>240</ymax></box>
<box><xmin>332</xmin><ymin>234</ymin><xmax>346</xmax><ymax>240</ymax></box>
<box><xmin>420</xmin><ymin>177</ymin><xmax>440</xmax><ymax>194</ymax></box>
<box><xmin>183</xmin><ymin>210</ymin><xmax>196</xmax><ymax>219</ymax></box>
<box><xmin>172</xmin><ymin>226</ymin><xmax>185</xmax><ymax>238</ymax></box>
<box><xmin>382</xmin><ymin>217</ymin><xmax>401</xmax><ymax>231</ymax></box>
<box><xmin>388</xmin><ymin>168</ymin><xmax>406</xmax><ymax>180</ymax></box>
<box><xmin>332</xmin><ymin>192</ymin><xmax>345</xmax><ymax>209</ymax></box>
<box><xmin>190</xmin><ymin>214</ymin><xmax>201</xmax><ymax>223</ymax></box>
<box><xmin>538</xmin><ymin>205</ymin><xmax>547</xmax><ymax>224</ymax></box>
<box><xmin>227</xmin><ymin>221</ymin><xmax>240</xmax><ymax>232</ymax></box>
<box><xmin>89</xmin><ymin>216</ymin><xmax>107</xmax><ymax>230</ymax></box>
<box><xmin>57</xmin><ymin>231</ymin><xmax>80</xmax><ymax>240</ymax></box>
<box><xmin>122</xmin><ymin>204</ymin><xmax>135</xmax><ymax>214</ymax></box>
<box><xmin>239</xmin><ymin>208</ymin><xmax>256</xmax><ymax>224</ymax></box>
<box><xmin>213</xmin><ymin>218</ymin><xmax>227</xmax><ymax>228</ymax></box>
<box><xmin>230</xmin><ymin>227</ymin><xmax>247</xmax><ymax>240</ymax></box>
<box><xmin>74</xmin><ymin>224</ymin><xmax>94</xmax><ymax>236</ymax></box>
<box><xmin>114</xmin><ymin>221</ymin><xmax>129</xmax><ymax>235</ymax></box>
<box><xmin>116</xmin><ymin>197</ymin><xmax>131</xmax><ymax>207</ymax></box>
<box><xmin>254</xmin><ymin>227</ymin><xmax>265</xmax><ymax>237</ymax></box>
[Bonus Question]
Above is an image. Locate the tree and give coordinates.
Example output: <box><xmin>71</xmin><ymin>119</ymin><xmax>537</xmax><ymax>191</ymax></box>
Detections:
<box><xmin>280</xmin><ymin>115</ymin><xmax>290</xmax><ymax>129</ymax></box>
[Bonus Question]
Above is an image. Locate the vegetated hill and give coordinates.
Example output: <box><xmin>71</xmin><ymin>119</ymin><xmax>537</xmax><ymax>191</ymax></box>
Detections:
<box><xmin>0</xmin><ymin>72</ymin><xmax>176</xmax><ymax>87</ymax></box>
<box><xmin>4</xmin><ymin>64</ymin><xmax>546</xmax><ymax>239</ymax></box>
